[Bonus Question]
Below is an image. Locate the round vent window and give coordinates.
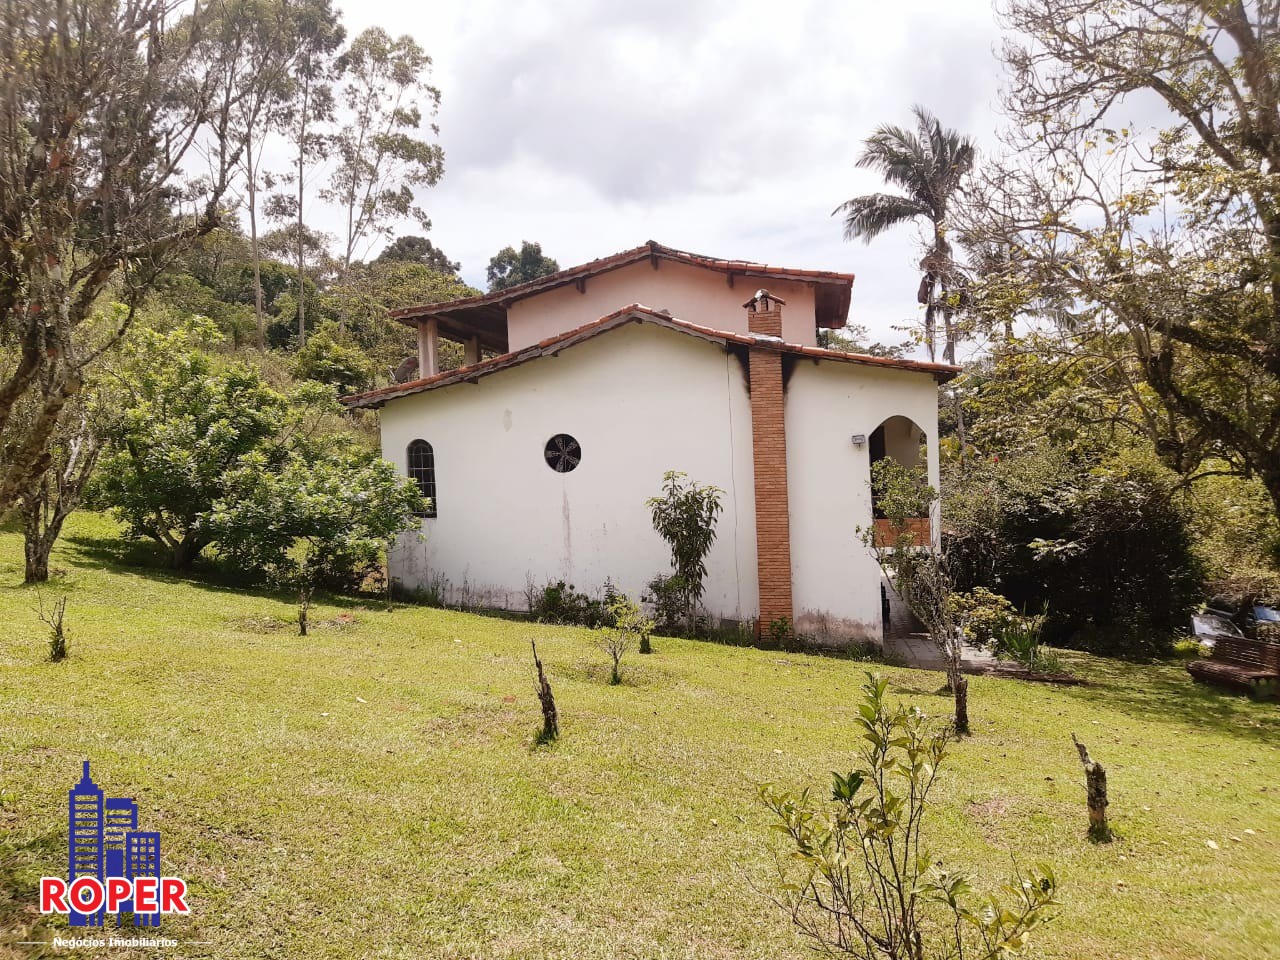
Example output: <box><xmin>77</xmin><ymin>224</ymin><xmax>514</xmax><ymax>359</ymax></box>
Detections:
<box><xmin>544</xmin><ymin>434</ymin><xmax>582</xmax><ymax>473</ymax></box>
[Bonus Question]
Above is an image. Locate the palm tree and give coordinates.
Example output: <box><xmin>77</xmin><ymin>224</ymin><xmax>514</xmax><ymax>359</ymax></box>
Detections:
<box><xmin>834</xmin><ymin>106</ymin><xmax>975</xmax><ymax>364</ymax></box>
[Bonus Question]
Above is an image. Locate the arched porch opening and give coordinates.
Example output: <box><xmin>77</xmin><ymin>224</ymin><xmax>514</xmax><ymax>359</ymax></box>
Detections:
<box><xmin>868</xmin><ymin>415</ymin><xmax>931</xmax><ymax>640</ymax></box>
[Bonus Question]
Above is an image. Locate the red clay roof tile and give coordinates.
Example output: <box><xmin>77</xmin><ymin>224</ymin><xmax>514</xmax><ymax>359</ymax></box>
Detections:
<box><xmin>342</xmin><ymin>304</ymin><xmax>959</xmax><ymax>408</ymax></box>
<box><xmin>389</xmin><ymin>240</ymin><xmax>855</xmax><ymax>329</ymax></box>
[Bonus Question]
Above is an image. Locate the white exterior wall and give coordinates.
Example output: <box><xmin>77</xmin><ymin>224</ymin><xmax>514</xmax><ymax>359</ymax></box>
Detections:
<box><xmin>506</xmin><ymin>260</ymin><xmax>820</xmax><ymax>350</ymax></box>
<box><xmin>784</xmin><ymin>359</ymin><xmax>942</xmax><ymax>644</ymax></box>
<box><xmin>380</xmin><ymin>322</ymin><xmax>760</xmax><ymax>620</ymax></box>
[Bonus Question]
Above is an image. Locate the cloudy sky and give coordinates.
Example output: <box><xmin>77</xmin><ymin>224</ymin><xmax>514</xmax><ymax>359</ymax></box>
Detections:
<box><xmin>330</xmin><ymin>0</ymin><xmax>1007</xmax><ymax>356</ymax></box>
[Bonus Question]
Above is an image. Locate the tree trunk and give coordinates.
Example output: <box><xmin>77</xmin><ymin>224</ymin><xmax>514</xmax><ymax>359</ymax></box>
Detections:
<box><xmin>298</xmin><ymin>589</ymin><xmax>310</xmax><ymax>636</ymax></box>
<box><xmin>1071</xmin><ymin>733</ymin><xmax>1111</xmax><ymax>841</ymax></box>
<box><xmin>170</xmin><ymin>535</ymin><xmax>202</xmax><ymax>570</ymax></box>
<box><xmin>246</xmin><ymin>130</ymin><xmax>265</xmax><ymax>351</ymax></box>
<box><xmin>940</xmin><ymin>278</ymin><xmax>956</xmax><ymax>366</ymax></box>
<box><xmin>295</xmin><ymin>75</ymin><xmax>309</xmax><ymax>347</ymax></box>
<box><xmin>22</xmin><ymin>497</ymin><xmax>51</xmax><ymax>584</ymax></box>
<box><xmin>532</xmin><ymin>641</ymin><xmax>558</xmax><ymax>742</ymax></box>
<box><xmin>922</xmin><ymin>291</ymin><xmax>938</xmax><ymax>362</ymax></box>
<box><xmin>952</xmin><ymin>672</ymin><xmax>969</xmax><ymax>735</ymax></box>
<box><xmin>1264</xmin><ymin>471</ymin><xmax>1280</xmax><ymax>530</ymax></box>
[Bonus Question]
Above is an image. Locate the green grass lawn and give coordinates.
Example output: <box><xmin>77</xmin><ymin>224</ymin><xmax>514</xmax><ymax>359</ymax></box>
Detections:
<box><xmin>1</xmin><ymin>513</ymin><xmax>1278</xmax><ymax>959</ymax></box>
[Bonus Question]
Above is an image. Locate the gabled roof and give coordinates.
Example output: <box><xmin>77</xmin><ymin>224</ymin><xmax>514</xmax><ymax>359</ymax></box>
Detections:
<box><xmin>389</xmin><ymin>240</ymin><xmax>856</xmax><ymax>345</ymax></box>
<box><xmin>342</xmin><ymin>304</ymin><xmax>959</xmax><ymax>409</ymax></box>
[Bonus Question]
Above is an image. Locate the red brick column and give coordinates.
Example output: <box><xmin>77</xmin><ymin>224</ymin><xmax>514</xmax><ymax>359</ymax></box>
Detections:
<box><xmin>748</xmin><ymin>347</ymin><xmax>793</xmax><ymax>629</ymax></box>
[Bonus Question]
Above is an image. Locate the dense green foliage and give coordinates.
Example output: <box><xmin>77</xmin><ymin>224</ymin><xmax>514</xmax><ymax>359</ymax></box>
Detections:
<box><xmin>210</xmin><ymin>450</ymin><xmax>423</xmax><ymax>631</ymax></box>
<box><xmin>97</xmin><ymin>323</ymin><xmax>290</xmax><ymax>568</ymax></box>
<box><xmin>529</xmin><ymin>579</ymin><xmax>618</xmax><ymax>628</ymax></box>
<box><xmin>292</xmin><ymin>322</ymin><xmax>377</xmax><ymax>395</ymax></box>
<box><xmin>948</xmin><ymin>450</ymin><xmax>1203</xmax><ymax>657</ymax></box>
<box><xmin>96</xmin><ymin>319</ymin><xmax>405</xmax><ymax>586</ymax></box>
<box><xmin>486</xmin><ymin>240</ymin><xmax>560</xmax><ymax>292</ymax></box>
<box><xmin>376</xmin><ymin>234</ymin><xmax>460</xmax><ymax>274</ymax></box>
<box><xmin>990</xmin><ymin>0</ymin><xmax>1280</xmax><ymax>522</ymax></box>
<box><xmin>647</xmin><ymin>471</ymin><xmax>724</xmax><ymax>631</ymax></box>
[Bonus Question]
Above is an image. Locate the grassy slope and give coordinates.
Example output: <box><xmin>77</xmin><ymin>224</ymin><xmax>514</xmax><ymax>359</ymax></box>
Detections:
<box><xmin>0</xmin><ymin>513</ymin><xmax>1277</xmax><ymax>960</ymax></box>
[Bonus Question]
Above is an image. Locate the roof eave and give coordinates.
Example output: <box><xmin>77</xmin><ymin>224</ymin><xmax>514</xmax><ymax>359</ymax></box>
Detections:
<box><xmin>342</xmin><ymin>305</ymin><xmax>959</xmax><ymax>407</ymax></box>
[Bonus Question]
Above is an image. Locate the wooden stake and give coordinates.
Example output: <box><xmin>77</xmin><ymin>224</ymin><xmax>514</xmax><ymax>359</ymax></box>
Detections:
<box><xmin>1071</xmin><ymin>733</ymin><xmax>1111</xmax><ymax>841</ymax></box>
<box><xmin>532</xmin><ymin>641</ymin><xmax>559</xmax><ymax>742</ymax></box>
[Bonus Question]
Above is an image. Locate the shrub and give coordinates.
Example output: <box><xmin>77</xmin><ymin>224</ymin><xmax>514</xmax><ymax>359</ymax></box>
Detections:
<box><xmin>866</xmin><ymin>459</ymin><xmax>972</xmax><ymax>733</ymax></box>
<box><xmin>530</xmin><ymin>580</ymin><xmax>613</xmax><ymax>627</ymax></box>
<box><xmin>644</xmin><ymin>573</ymin><xmax>687</xmax><ymax>634</ymax></box>
<box><xmin>761</xmin><ymin>674</ymin><xmax>1058</xmax><ymax>959</ymax></box>
<box><xmin>292</xmin><ymin>321</ymin><xmax>376</xmax><ymax>395</ymax></box>
<box><xmin>949</xmin><ymin>587</ymin><xmax>1017</xmax><ymax>647</ymax></box>
<box><xmin>599</xmin><ymin>594</ymin><xmax>652</xmax><ymax>684</ymax></box>
<box><xmin>97</xmin><ymin>320</ymin><xmax>287</xmax><ymax>569</ymax></box>
<box><xmin>647</xmin><ymin>471</ymin><xmax>724</xmax><ymax>632</ymax></box>
<box><xmin>209</xmin><ymin>451</ymin><xmax>423</xmax><ymax>634</ymax></box>
<box><xmin>947</xmin><ymin>448</ymin><xmax>1203</xmax><ymax>658</ymax></box>
<box><xmin>992</xmin><ymin>610</ymin><xmax>1048</xmax><ymax>670</ymax></box>
<box><xmin>37</xmin><ymin>593</ymin><xmax>69</xmax><ymax>662</ymax></box>
<box><xmin>764</xmin><ymin>616</ymin><xmax>802</xmax><ymax>652</ymax></box>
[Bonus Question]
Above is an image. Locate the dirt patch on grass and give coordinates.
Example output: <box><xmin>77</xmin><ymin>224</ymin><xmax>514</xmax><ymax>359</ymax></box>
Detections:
<box><xmin>965</xmin><ymin>795</ymin><xmax>1033</xmax><ymax>845</ymax></box>
<box><xmin>232</xmin><ymin>616</ymin><xmax>293</xmax><ymax>634</ymax></box>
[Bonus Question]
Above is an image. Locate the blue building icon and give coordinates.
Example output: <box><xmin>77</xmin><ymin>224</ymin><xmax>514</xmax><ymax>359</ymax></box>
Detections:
<box><xmin>126</xmin><ymin>832</ymin><xmax>162</xmax><ymax>928</ymax></box>
<box><xmin>67</xmin><ymin>762</ymin><xmax>165</xmax><ymax>928</ymax></box>
<box><xmin>68</xmin><ymin>762</ymin><xmax>103</xmax><ymax>927</ymax></box>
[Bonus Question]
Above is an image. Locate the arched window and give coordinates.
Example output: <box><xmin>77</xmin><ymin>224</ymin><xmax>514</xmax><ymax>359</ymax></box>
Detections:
<box><xmin>407</xmin><ymin>440</ymin><xmax>437</xmax><ymax>517</ymax></box>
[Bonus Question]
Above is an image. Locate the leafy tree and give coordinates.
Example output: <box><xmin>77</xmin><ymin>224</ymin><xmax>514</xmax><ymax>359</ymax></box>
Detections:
<box><xmin>599</xmin><ymin>594</ymin><xmax>652</xmax><ymax>684</ymax></box>
<box><xmin>486</xmin><ymin>241</ymin><xmax>559</xmax><ymax>292</ymax></box>
<box><xmin>97</xmin><ymin>322</ymin><xmax>287</xmax><ymax>568</ymax></box>
<box><xmin>761</xmin><ymin>674</ymin><xmax>1058</xmax><ymax>960</ymax></box>
<box><xmin>258</xmin><ymin>223</ymin><xmax>336</xmax><ymax>342</ymax></box>
<box><xmin>206</xmin><ymin>0</ymin><xmax>344</xmax><ymax>349</ymax></box>
<box><xmin>834</xmin><ymin>106</ymin><xmax>974</xmax><ymax>364</ymax></box>
<box><xmin>376</xmin><ymin>235</ymin><xmax>460</xmax><ymax>275</ymax></box>
<box><xmin>986</xmin><ymin>0</ymin><xmax>1280</xmax><ymax>523</ymax></box>
<box><xmin>0</xmin><ymin>0</ymin><xmax>243</xmax><ymax>511</ymax></box>
<box><xmin>326</xmin><ymin>28</ymin><xmax>445</xmax><ymax>284</ymax></box>
<box><xmin>292</xmin><ymin>322</ymin><xmax>376</xmax><ymax>395</ymax></box>
<box><xmin>946</xmin><ymin>447</ymin><xmax>1204</xmax><ymax>658</ymax></box>
<box><xmin>1186</xmin><ymin>471</ymin><xmax>1280</xmax><ymax>603</ymax></box>
<box><xmin>817</xmin><ymin>323</ymin><xmax>908</xmax><ymax>359</ymax></box>
<box><xmin>210</xmin><ymin>450</ymin><xmax>423</xmax><ymax>634</ymax></box>
<box><xmin>270</xmin><ymin>6</ymin><xmax>345</xmax><ymax>345</ymax></box>
<box><xmin>322</xmin><ymin>259</ymin><xmax>477</xmax><ymax>371</ymax></box>
<box><xmin>646</xmin><ymin>471</ymin><xmax>724</xmax><ymax>633</ymax></box>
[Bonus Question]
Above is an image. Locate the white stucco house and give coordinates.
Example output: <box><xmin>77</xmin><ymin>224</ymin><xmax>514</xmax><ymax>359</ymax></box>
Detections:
<box><xmin>343</xmin><ymin>241</ymin><xmax>958</xmax><ymax>645</ymax></box>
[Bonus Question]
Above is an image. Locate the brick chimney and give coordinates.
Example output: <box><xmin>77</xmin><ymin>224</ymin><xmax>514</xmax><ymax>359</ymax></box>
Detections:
<box><xmin>743</xmin><ymin>290</ymin><xmax>794</xmax><ymax>632</ymax></box>
<box><xmin>744</xmin><ymin>288</ymin><xmax>785</xmax><ymax>338</ymax></box>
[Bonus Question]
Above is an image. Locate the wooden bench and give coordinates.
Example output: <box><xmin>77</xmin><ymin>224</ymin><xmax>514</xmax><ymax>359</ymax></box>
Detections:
<box><xmin>1188</xmin><ymin>635</ymin><xmax>1280</xmax><ymax>697</ymax></box>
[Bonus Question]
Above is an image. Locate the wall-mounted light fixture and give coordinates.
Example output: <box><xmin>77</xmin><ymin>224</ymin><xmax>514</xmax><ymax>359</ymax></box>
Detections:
<box><xmin>850</xmin><ymin>434</ymin><xmax>867</xmax><ymax>447</ymax></box>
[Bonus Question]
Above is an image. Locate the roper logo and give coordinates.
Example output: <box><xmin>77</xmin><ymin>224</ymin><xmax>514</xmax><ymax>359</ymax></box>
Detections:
<box><xmin>39</xmin><ymin>762</ymin><xmax>189</xmax><ymax>927</ymax></box>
